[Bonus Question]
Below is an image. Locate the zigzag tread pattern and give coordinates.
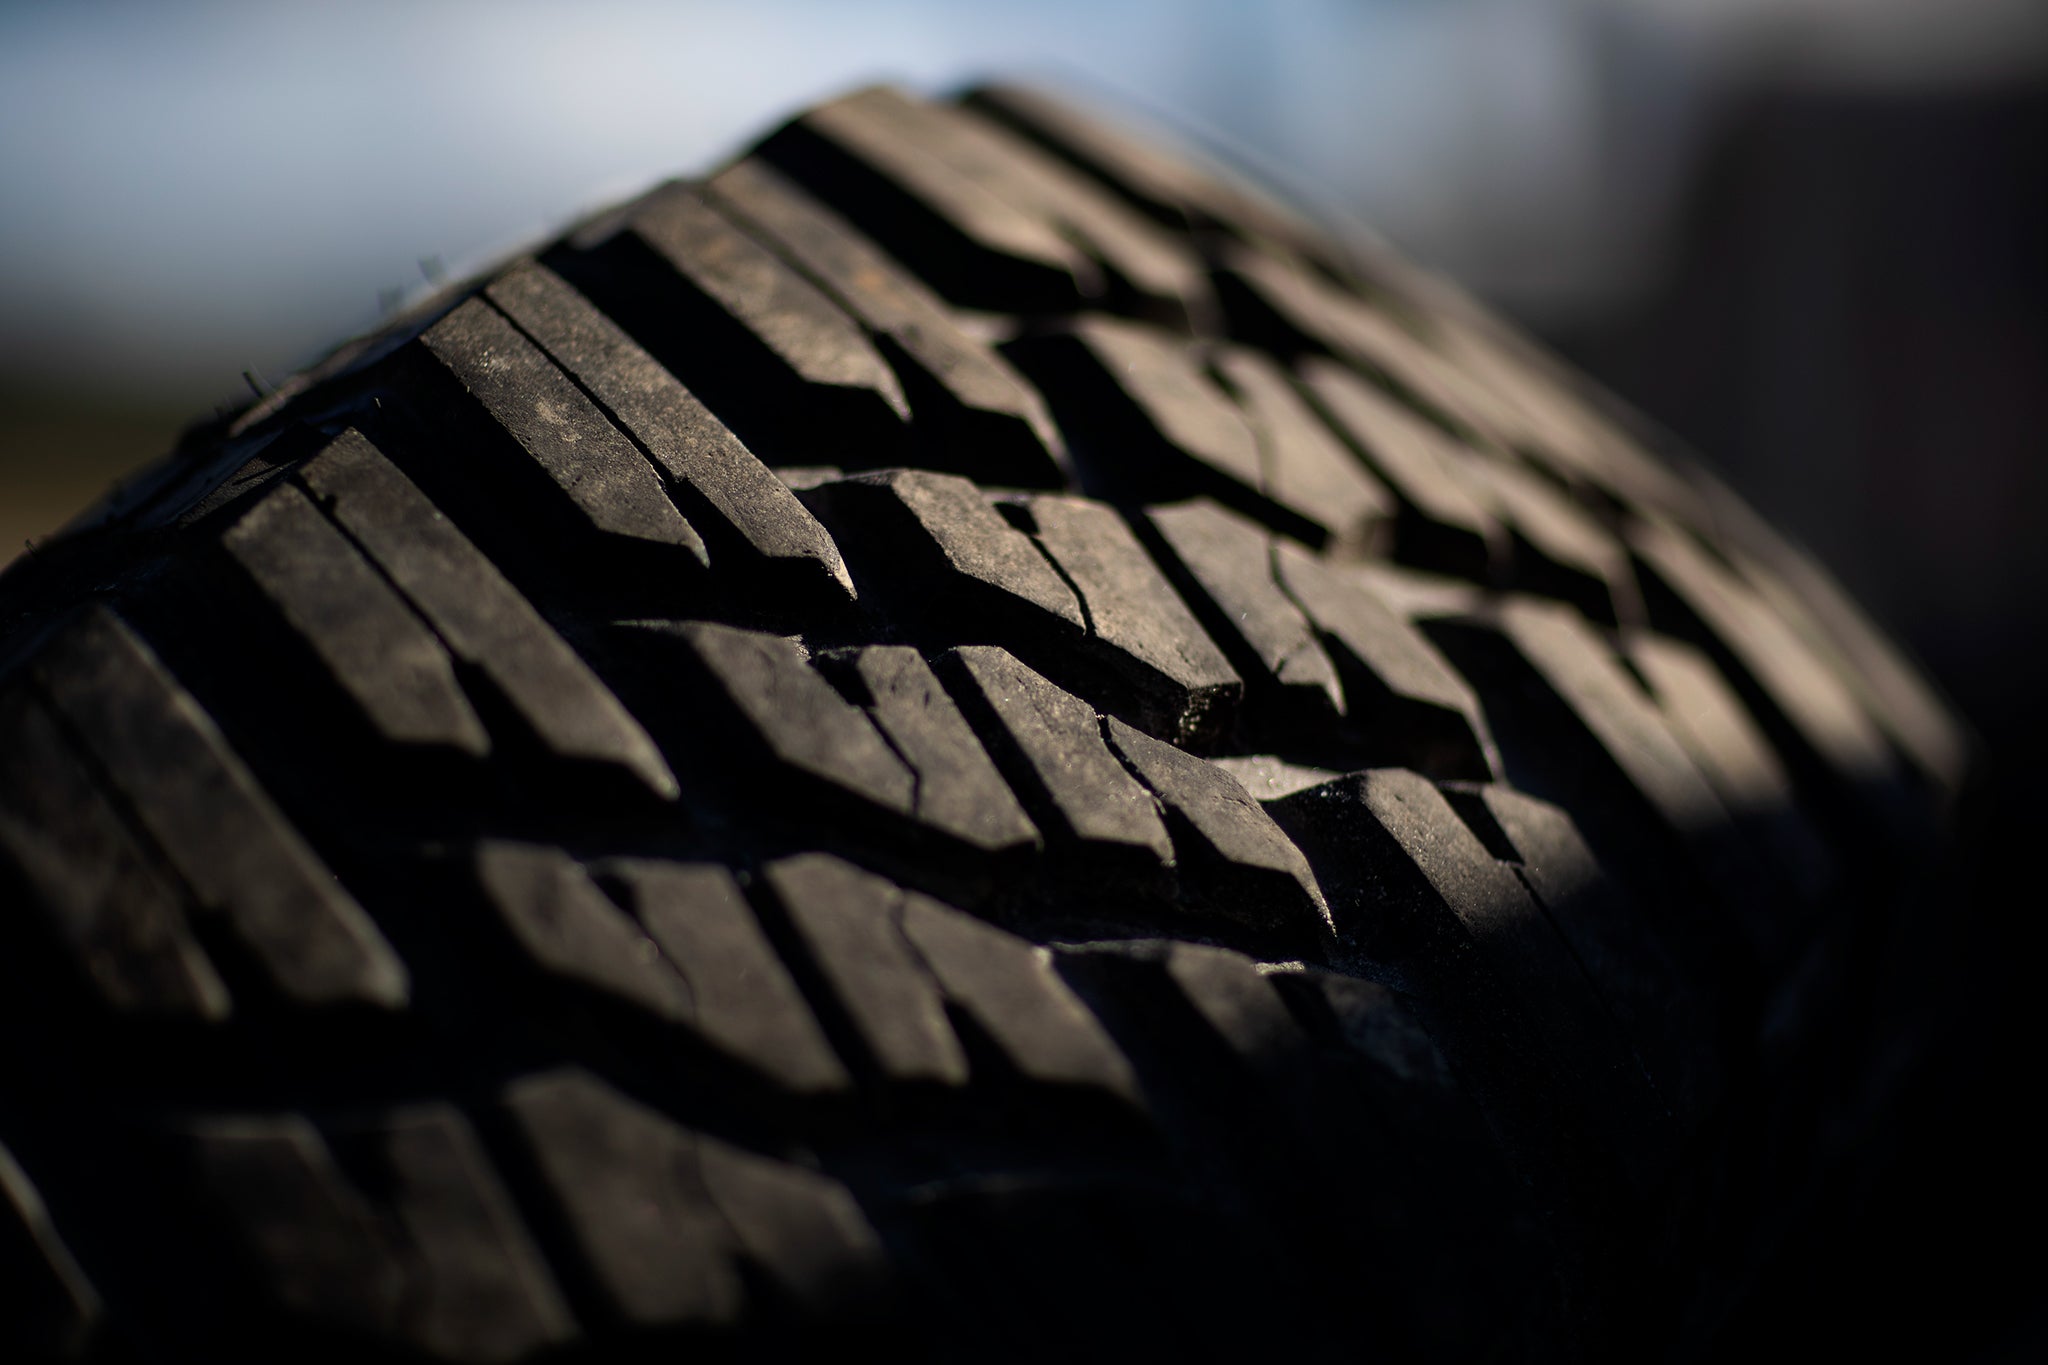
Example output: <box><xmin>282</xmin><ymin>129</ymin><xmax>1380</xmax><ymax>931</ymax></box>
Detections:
<box><xmin>0</xmin><ymin>81</ymin><xmax>1961</xmax><ymax>1360</ymax></box>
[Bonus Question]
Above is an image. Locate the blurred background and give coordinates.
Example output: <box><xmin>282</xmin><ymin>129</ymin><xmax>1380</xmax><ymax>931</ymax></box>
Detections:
<box><xmin>4</xmin><ymin>0</ymin><xmax>2044</xmax><ymax>1353</ymax></box>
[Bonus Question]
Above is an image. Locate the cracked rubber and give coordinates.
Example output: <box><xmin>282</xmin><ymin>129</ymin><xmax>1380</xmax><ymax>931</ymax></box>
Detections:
<box><xmin>0</xmin><ymin>83</ymin><xmax>1965</xmax><ymax>1363</ymax></box>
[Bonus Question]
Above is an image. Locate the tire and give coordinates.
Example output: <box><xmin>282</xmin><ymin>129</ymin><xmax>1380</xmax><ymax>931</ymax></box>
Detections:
<box><xmin>0</xmin><ymin>83</ymin><xmax>1967</xmax><ymax>1362</ymax></box>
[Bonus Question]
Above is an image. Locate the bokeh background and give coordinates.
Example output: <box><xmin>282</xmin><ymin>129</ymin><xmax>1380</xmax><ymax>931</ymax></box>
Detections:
<box><xmin>4</xmin><ymin>0</ymin><xmax>2044</xmax><ymax>1354</ymax></box>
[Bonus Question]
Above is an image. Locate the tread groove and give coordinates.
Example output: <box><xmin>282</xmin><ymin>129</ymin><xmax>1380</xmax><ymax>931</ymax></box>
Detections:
<box><xmin>0</xmin><ymin>79</ymin><xmax>1963</xmax><ymax>1363</ymax></box>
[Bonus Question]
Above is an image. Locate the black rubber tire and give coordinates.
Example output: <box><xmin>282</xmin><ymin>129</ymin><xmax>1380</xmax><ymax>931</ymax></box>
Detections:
<box><xmin>0</xmin><ymin>83</ymin><xmax>1967</xmax><ymax>1362</ymax></box>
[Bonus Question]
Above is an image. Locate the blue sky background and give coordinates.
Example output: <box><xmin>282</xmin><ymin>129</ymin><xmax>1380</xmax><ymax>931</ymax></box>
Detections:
<box><xmin>5</xmin><ymin>0</ymin><xmax>2039</xmax><ymax>405</ymax></box>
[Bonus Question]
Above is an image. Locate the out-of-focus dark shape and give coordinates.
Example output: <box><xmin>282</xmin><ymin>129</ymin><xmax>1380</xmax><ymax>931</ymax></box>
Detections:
<box><xmin>1537</xmin><ymin>71</ymin><xmax>2047</xmax><ymax>1364</ymax></box>
<box><xmin>0</xmin><ymin>386</ymin><xmax>185</xmax><ymax>566</ymax></box>
<box><xmin>1547</xmin><ymin>80</ymin><xmax>2048</xmax><ymax>759</ymax></box>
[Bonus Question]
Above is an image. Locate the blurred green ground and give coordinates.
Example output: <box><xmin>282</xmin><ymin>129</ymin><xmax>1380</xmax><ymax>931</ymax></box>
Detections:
<box><xmin>0</xmin><ymin>386</ymin><xmax>189</xmax><ymax>569</ymax></box>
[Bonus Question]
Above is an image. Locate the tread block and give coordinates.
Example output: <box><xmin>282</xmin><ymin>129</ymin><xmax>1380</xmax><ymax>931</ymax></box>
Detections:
<box><xmin>1329</xmin><ymin>307</ymin><xmax>1543</xmax><ymax>466</ymax></box>
<box><xmin>761</xmin><ymin>86</ymin><xmax>1207</xmax><ymax>323</ymax></box>
<box><xmin>1266</xmin><ymin>768</ymin><xmax>1668</xmax><ymax>1184</ymax></box>
<box><xmin>603</xmin><ymin>860</ymin><xmax>850</xmax><ymax>1093</ymax></box>
<box><xmin>1353</xmin><ymin>561</ymin><xmax>1483</xmax><ymax>623</ymax></box>
<box><xmin>966</xmin><ymin>83</ymin><xmax>1355</xmax><ymax>278</ymax></box>
<box><xmin>1476</xmin><ymin>456</ymin><xmax>1640</xmax><ymax>625</ymax></box>
<box><xmin>482</xmin><ymin>258</ymin><xmax>856</xmax><ymax>603</ymax></box>
<box><xmin>1218</xmin><ymin>246</ymin><xmax>1542</xmax><ymax>466</ymax></box>
<box><xmin>1161</xmin><ymin>941</ymin><xmax>1318</xmax><ymax>1064</ymax></box>
<box><xmin>1007</xmin><ymin>321</ymin><xmax>1392</xmax><ymax>551</ymax></box>
<box><xmin>834</xmin><ymin>645</ymin><xmax>1041</xmax><ymax>856</ymax></box>
<box><xmin>1267</xmin><ymin>770</ymin><xmax>1605</xmax><ymax>1024</ymax></box>
<box><xmin>1210</xmin><ymin>754</ymin><xmax>1346</xmax><ymax>802</ymax></box>
<box><xmin>881</xmin><ymin>92</ymin><xmax>1211</xmax><ymax>323</ymax></box>
<box><xmin>1054</xmin><ymin>938</ymin><xmax>1555</xmax><ymax>1350</ymax></box>
<box><xmin>362</xmin><ymin>1103</ymin><xmax>579</xmax><ymax>1361</ymax></box>
<box><xmin>759</xmin><ymin>854</ymin><xmax>968</xmax><ymax>1085</ymax></box>
<box><xmin>502</xmin><ymin>1069</ymin><xmax>744</xmax><ymax>1327</ymax></box>
<box><xmin>1498</xmin><ymin>602</ymin><xmax>1729</xmax><ymax>840</ymax></box>
<box><xmin>475</xmin><ymin>842</ymin><xmax>693</xmax><ymax>1022</ymax></box>
<box><xmin>896</xmin><ymin>896</ymin><xmax>1140</xmax><ymax>1100</ymax></box>
<box><xmin>1427</xmin><ymin>311</ymin><xmax>1710</xmax><ymax>523</ymax></box>
<box><xmin>1629</xmin><ymin>517</ymin><xmax>1911</xmax><ymax>835</ymax></box>
<box><xmin>1273</xmin><ymin>541</ymin><xmax>1498</xmax><ymax>779</ymax></box>
<box><xmin>694</xmin><ymin>1132</ymin><xmax>889</xmax><ymax>1315</ymax></box>
<box><xmin>1156</xmin><ymin>942</ymin><xmax>1422</xmax><ymax>1182</ymax></box>
<box><xmin>1118</xmin><ymin>308</ymin><xmax>1629</xmax><ymax>622</ymax></box>
<box><xmin>1103</xmin><ymin>717</ymin><xmax>1332</xmax><ymax>935</ymax></box>
<box><xmin>1296</xmin><ymin>357</ymin><xmax>1503</xmax><ymax>579</ymax></box>
<box><xmin>1001</xmin><ymin>316</ymin><xmax>1269</xmax><ymax>511</ymax></box>
<box><xmin>1461</xmin><ymin>784</ymin><xmax>1721</xmax><ymax>1126</ymax></box>
<box><xmin>1743</xmin><ymin>541</ymin><xmax>1966</xmax><ymax>792</ymax></box>
<box><xmin>299</xmin><ymin>430</ymin><xmax>679</xmax><ymax>798</ymax></box>
<box><xmin>1142</xmin><ymin>499</ymin><xmax>1345</xmax><ymax>727</ymax></box>
<box><xmin>1696</xmin><ymin>480</ymin><xmax>1966</xmax><ymax>794</ymax></box>
<box><xmin>803</xmin><ymin>467</ymin><xmax>1084</xmax><ymax>629</ymax></box>
<box><xmin>771</xmin><ymin>464</ymin><xmax>845</xmax><ymax>491</ymax></box>
<box><xmin>1213</xmin><ymin>239</ymin><xmax>1364</xmax><ymax>356</ymax></box>
<box><xmin>668</xmin><ymin>621</ymin><xmax>914</xmax><ymax>817</ymax></box>
<box><xmin>222</xmin><ymin>482</ymin><xmax>491</xmax><ymax>754</ymax></box>
<box><xmin>418</xmin><ymin>296</ymin><xmax>709</xmax><ymax>560</ymax></box>
<box><xmin>31</xmin><ymin>607</ymin><xmax>409</xmax><ymax>1009</ymax></box>
<box><xmin>555</xmin><ymin>182</ymin><xmax>911</xmax><ymax>465</ymax></box>
<box><xmin>1156</xmin><ymin>944</ymin><xmax>1499</xmax><ymax>1222</ymax></box>
<box><xmin>760</xmin><ymin>88</ymin><xmax>1092</xmax><ymax>312</ymax></box>
<box><xmin>1425</xmin><ymin>599</ymin><xmax>1786</xmax><ymax>966</ymax></box>
<box><xmin>935</xmin><ymin>646</ymin><xmax>1173</xmax><ymax>875</ymax></box>
<box><xmin>0</xmin><ymin>684</ymin><xmax>229</xmax><ymax>1017</ymax></box>
<box><xmin>1281</xmin><ymin>970</ymin><xmax>1460</xmax><ymax>1099</ymax></box>
<box><xmin>623</xmin><ymin>184</ymin><xmax>910</xmax><ymax>418</ymax></box>
<box><xmin>1272</xmin><ymin>964</ymin><xmax>1563</xmax><ymax>1344</ymax></box>
<box><xmin>1212</xmin><ymin>344</ymin><xmax>1395</xmax><ymax>553</ymax></box>
<box><xmin>1006</xmin><ymin>493</ymin><xmax>1242</xmax><ymax>748</ymax></box>
<box><xmin>809</xmin><ymin>477</ymin><xmax>1239</xmax><ymax>754</ymax></box>
<box><xmin>1624</xmin><ymin>633</ymin><xmax>1834</xmax><ymax>898</ymax></box>
<box><xmin>1212</xmin><ymin>246</ymin><xmax>1426</xmax><ymax>379</ymax></box>
<box><xmin>0</xmin><ymin>1141</ymin><xmax>100</xmax><ymax>1354</ymax></box>
<box><xmin>705</xmin><ymin>157</ymin><xmax>1068</xmax><ymax>487</ymax></box>
<box><xmin>1155</xmin><ymin>945</ymin><xmax>1441</xmax><ymax>1211</ymax></box>
<box><xmin>187</xmin><ymin>1116</ymin><xmax>404</xmax><ymax>1338</ymax></box>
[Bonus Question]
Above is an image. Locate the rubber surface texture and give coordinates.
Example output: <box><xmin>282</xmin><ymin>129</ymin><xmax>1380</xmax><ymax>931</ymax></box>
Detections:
<box><xmin>0</xmin><ymin>82</ymin><xmax>1967</xmax><ymax>1362</ymax></box>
